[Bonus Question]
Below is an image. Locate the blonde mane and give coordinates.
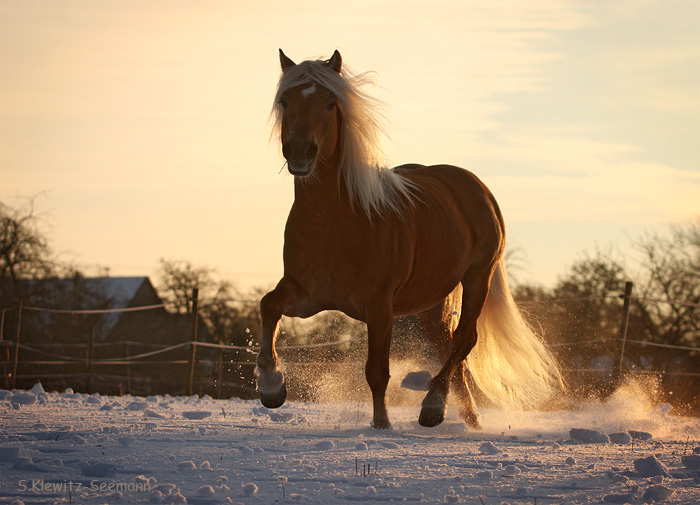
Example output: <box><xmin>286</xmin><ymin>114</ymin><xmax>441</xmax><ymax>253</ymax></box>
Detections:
<box><xmin>271</xmin><ymin>58</ymin><xmax>415</xmax><ymax>216</ymax></box>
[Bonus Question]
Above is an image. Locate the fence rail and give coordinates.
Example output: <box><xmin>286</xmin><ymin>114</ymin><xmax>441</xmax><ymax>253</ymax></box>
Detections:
<box><xmin>22</xmin><ymin>304</ymin><xmax>166</xmax><ymax>314</ymax></box>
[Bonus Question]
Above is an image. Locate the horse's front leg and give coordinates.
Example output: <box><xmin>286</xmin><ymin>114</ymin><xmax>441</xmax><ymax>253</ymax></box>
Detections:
<box><xmin>255</xmin><ymin>281</ymin><xmax>296</xmax><ymax>409</ymax></box>
<box><xmin>365</xmin><ymin>306</ymin><xmax>394</xmax><ymax>429</ymax></box>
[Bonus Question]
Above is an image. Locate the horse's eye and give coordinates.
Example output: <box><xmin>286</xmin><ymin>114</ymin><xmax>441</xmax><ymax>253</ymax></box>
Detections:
<box><xmin>327</xmin><ymin>101</ymin><xmax>336</xmax><ymax>111</ymax></box>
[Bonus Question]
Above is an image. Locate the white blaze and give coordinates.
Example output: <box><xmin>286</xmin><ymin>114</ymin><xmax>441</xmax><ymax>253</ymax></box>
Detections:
<box><xmin>301</xmin><ymin>83</ymin><xmax>317</xmax><ymax>97</ymax></box>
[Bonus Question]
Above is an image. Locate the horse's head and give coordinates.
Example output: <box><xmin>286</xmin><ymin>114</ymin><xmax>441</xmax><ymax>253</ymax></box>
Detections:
<box><xmin>275</xmin><ymin>50</ymin><xmax>343</xmax><ymax>177</ymax></box>
<box><xmin>272</xmin><ymin>51</ymin><xmax>411</xmax><ymax>215</ymax></box>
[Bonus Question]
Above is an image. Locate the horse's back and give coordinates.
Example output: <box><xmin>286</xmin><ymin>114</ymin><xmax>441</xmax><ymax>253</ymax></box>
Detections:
<box><xmin>394</xmin><ymin>163</ymin><xmax>492</xmax><ymax>193</ymax></box>
<box><xmin>392</xmin><ymin>163</ymin><xmax>425</xmax><ymax>173</ymax></box>
<box><xmin>395</xmin><ymin>164</ymin><xmax>503</xmax><ymax>230</ymax></box>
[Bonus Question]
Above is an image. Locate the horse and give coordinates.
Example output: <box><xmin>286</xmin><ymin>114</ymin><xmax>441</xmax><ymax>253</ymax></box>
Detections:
<box><xmin>255</xmin><ymin>49</ymin><xmax>563</xmax><ymax>429</ymax></box>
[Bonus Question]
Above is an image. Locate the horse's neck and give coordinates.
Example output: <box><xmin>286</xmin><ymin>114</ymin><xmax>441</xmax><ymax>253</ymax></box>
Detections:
<box><xmin>292</xmin><ymin>161</ymin><xmax>357</xmax><ymax>223</ymax></box>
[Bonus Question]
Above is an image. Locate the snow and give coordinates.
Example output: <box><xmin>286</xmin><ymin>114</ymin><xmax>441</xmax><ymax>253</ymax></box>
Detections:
<box><xmin>400</xmin><ymin>371</ymin><xmax>432</xmax><ymax>392</ymax></box>
<box><xmin>634</xmin><ymin>455</ymin><xmax>672</xmax><ymax>478</ymax></box>
<box><xmin>1</xmin><ymin>383</ymin><xmax>699</xmax><ymax>504</ymax></box>
<box><xmin>682</xmin><ymin>455</ymin><xmax>700</xmax><ymax>470</ymax></box>
<box><xmin>569</xmin><ymin>428</ymin><xmax>611</xmax><ymax>444</ymax></box>
<box><xmin>478</xmin><ymin>442</ymin><xmax>501</xmax><ymax>455</ymax></box>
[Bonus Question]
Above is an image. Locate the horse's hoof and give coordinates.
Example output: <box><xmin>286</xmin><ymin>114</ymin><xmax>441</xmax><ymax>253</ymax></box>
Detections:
<box><xmin>461</xmin><ymin>410</ymin><xmax>482</xmax><ymax>430</ymax></box>
<box><xmin>259</xmin><ymin>384</ymin><xmax>287</xmax><ymax>409</ymax></box>
<box><xmin>418</xmin><ymin>405</ymin><xmax>445</xmax><ymax>427</ymax></box>
<box><xmin>372</xmin><ymin>418</ymin><xmax>392</xmax><ymax>430</ymax></box>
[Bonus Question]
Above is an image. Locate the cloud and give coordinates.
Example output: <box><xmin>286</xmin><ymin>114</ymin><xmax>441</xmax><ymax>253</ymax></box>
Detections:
<box><xmin>473</xmin><ymin>133</ymin><xmax>700</xmax><ymax>223</ymax></box>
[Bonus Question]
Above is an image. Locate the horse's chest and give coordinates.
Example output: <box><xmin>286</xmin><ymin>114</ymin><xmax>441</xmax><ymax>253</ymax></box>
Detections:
<box><xmin>285</xmin><ymin>229</ymin><xmax>362</xmax><ymax>273</ymax></box>
<box><xmin>283</xmin><ymin>220</ymin><xmax>389</xmax><ymax>287</ymax></box>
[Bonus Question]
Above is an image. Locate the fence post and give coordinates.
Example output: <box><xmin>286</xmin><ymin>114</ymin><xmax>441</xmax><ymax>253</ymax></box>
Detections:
<box><xmin>11</xmin><ymin>299</ymin><xmax>23</xmax><ymax>390</ymax></box>
<box><xmin>187</xmin><ymin>288</ymin><xmax>199</xmax><ymax>396</ymax></box>
<box><xmin>614</xmin><ymin>281</ymin><xmax>634</xmax><ymax>385</ymax></box>
<box><xmin>86</xmin><ymin>325</ymin><xmax>96</xmax><ymax>393</ymax></box>
<box><xmin>1</xmin><ymin>308</ymin><xmax>7</xmax><ymax>389</ymax></box>
<box><xmin>125</xmin><ymin>342</ymin><xmax>132</xmax><ymax>394</ymax></box>
<box><xmin>217</xmin><ymin>348</ymin><xmax>224</xmax><ymax>399</ymax></box>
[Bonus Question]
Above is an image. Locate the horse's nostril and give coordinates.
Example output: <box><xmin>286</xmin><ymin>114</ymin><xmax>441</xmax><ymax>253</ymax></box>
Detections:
<box><xmin>282</xmin><ymin>141</ymin><xmax>316</xmax><ymax>162</ymax></box>
<box><xmin>305</xmin><ymin>143</ymin><xmax>318</xmax><ymax>160</ymax></box>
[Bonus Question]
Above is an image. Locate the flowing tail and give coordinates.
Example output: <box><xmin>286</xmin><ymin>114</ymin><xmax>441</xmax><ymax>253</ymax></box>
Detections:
<box><xmin>467</xmin><ymin>260</ymin><xmax>564</xmax><ymax>409</ymax></box>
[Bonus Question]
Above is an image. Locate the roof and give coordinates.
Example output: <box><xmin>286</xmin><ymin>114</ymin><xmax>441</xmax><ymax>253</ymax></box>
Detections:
<box><xmin>21</xmin><ymin>276</ymin><xmax>158</xmax><ymax>307</ymax></box>
<box><xmin>84</xmin><ymin>277</ymin><xmax>152</xmax><ymax>309</ymax></box>
<box><xmin>19</xmin><ymin>276</ymin><xmax>164</xmax><ymax>340</ymax></box>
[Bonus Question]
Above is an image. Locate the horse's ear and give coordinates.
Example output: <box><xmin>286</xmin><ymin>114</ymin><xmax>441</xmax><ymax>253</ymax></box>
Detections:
<box><xmin>279</xmin><ymin>49</ymin><xmax>296</xmax><ymax>72</ymax></box>
<box><xmin>326</xmin><ymin>50</ymin><xmax>342</xmax><ymax>73</ymax></box>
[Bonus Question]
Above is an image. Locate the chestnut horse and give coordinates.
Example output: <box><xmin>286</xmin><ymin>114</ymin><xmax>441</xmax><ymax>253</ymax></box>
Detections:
<box><xmin>256</xmin><ymin>50</ymin><xmax>562</xmax><ymax>429</ymax></box>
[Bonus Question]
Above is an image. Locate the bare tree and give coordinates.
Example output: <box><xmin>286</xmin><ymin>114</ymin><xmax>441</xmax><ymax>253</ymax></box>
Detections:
<box><xmin>550</xmin><ymin>252</ymin><xmax>628</xmax><ymax>345</ymax></box>
<box><xmin>0</xmin><ymin>198</ymin><xmax>54</xmax><ymax>294</ymax></box>
<box><xmin>155</xmin><ymin>259</ymin><xmax>262</xmax><ymax>345</ymax></box>
<box><xmin>156</xmin><ymin>259</ymin><xmax>215</xmax><ymax>314</ymax></box>
<box><xmin>632</xmin><ymin>218</ymin><xmax>699</xmax><ymax>348</ymax></box>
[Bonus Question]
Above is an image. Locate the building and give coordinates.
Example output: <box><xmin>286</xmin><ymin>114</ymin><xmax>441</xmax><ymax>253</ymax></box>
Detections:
<box><xmin>2</xmin><ymin>276</ymin><xmax>210</xmax><ymax>395</ymax></box>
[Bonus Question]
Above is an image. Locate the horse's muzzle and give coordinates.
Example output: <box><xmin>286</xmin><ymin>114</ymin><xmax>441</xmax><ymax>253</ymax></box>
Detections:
<box><xmin>287</xmin><ymin>161</ymin><xmax>314</xmax><ymax>176</ymax></box>
<box><xmin>283</xmin><ymin>140</ymin><xmax>317</xmax><ymax>176</ymax></box>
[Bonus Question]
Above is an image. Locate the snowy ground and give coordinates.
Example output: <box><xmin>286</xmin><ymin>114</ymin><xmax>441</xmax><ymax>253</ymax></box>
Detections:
<box><xmin>1</xmin><ymin>382</ymin><xmax>699</xmax><ymax>505</ymax></box>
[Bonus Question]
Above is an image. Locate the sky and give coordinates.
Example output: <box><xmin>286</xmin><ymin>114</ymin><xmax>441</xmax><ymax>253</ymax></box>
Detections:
<box><xmin>1</xmin><ymin>0</ymin><xmax>699</xmax><ymax>293</ymax></box>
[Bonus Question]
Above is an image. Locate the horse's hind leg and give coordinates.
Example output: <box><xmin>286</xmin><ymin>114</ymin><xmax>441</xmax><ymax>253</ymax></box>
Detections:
<box><xmin>451</xmin><ymin>362</ymin><xmax>480</xmax><ymax>429</ymax></box>
<box><xmin>419</xmin><ymin>269</ymin><xmax>491</xmax><ymax>428</ymax></box>
<box><xmin>418</xmin><ymin>295</ymin><xmax>481</xmax><ymax>429</ymax></box>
